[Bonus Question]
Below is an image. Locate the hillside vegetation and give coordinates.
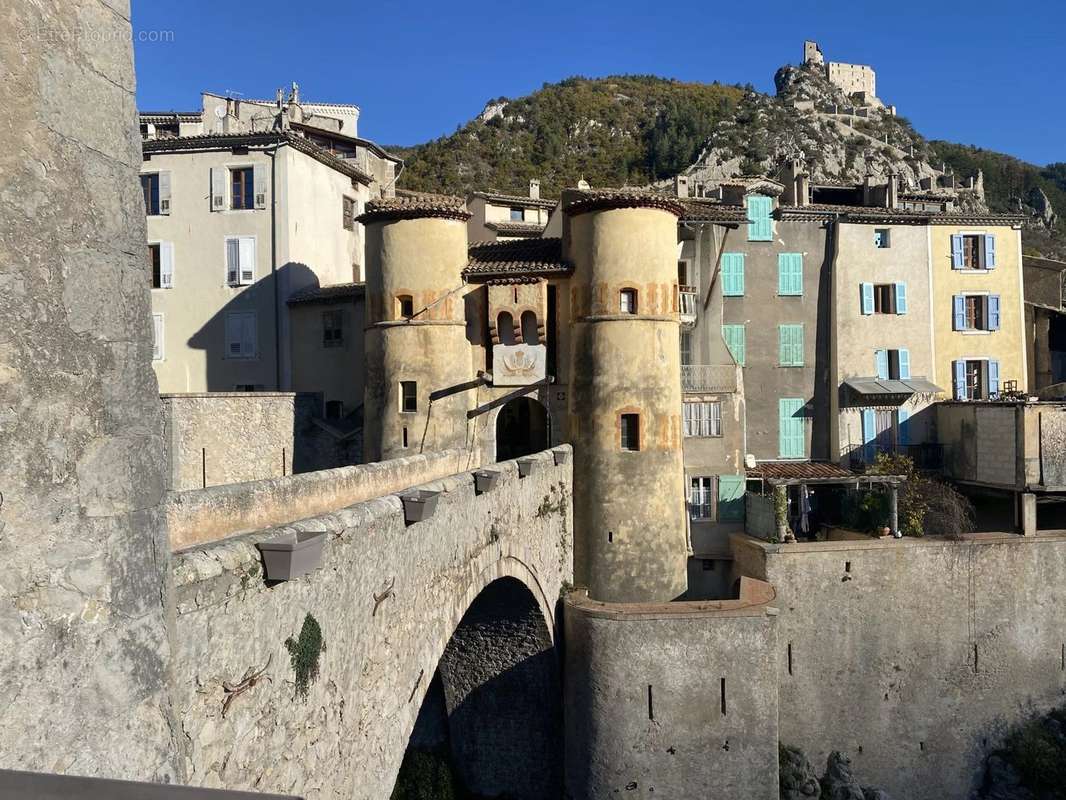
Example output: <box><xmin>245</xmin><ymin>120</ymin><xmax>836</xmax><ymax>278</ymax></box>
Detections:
<box><xmin>394</xmin><ymin>73</ymin><xmax>1063</xmax><ymax>259</ymax></box>
<box><xmin>390</xmin><ymin>76</ymin><xmax>744</xmax><ymax>197</ymax></box>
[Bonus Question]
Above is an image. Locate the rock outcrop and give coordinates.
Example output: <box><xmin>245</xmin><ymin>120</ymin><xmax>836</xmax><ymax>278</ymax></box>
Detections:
<box><xmin>780</xmin><ymin>744</ymin><xmax>821</xmax><ymax>799</ymax></box>
<box><xmin>1027</xmin><ymin>186</ymin><xmax>1057</xmax><ymax>229</ymax></box>
<box><xmin>779</xmin><ymin>746</ymin><xmax>892</xmax><ymax>800</ymax></box>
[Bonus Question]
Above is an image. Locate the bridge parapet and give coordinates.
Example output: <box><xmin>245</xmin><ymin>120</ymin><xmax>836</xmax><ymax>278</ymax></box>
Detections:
<box><xmin>169</xmin><ymin>447</ymin><xmax>572</xmax><ymax>799</ymax></box>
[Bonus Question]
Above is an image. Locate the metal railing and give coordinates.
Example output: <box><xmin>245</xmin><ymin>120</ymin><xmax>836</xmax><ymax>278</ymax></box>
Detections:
<box><xmin>681</xmin><ymin>365</ymin><xmax>737</xmax><ymax>393</ymax></box>
<box><xmin>849</xmin><ymin>443</ymin><xmax>945</xmax><ymax>472</ymax></box>
<box><xmin>679</xmin><ymin>286</ymin><xmax>698</xmax><ymax>325</ymax></box>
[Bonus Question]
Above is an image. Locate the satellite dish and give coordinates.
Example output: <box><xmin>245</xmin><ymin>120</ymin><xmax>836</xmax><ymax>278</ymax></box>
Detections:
<box><xmin>744</xmin><ymin>453</ymin><xmax>756</xmax><ymax>469</ymax></box>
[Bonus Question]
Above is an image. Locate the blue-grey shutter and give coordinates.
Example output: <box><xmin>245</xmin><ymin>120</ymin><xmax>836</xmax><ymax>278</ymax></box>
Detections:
<box><xmin>862</xmin><ymin>408</ymin><xmax>877</xmax><ymax>462</ymax></box>
<box><xmin>988</xmin><ymin>295</ymin><xmax>1001</xmax><ymax>330</ymax></box>
<box><xmin>984</xmin><ymin>235</ymin><xmax>996</xmax><ymax>268</ymax></box>
<box><xmin>897</xmin><ymin>407</ymin><xmax>910</xmax><ymax>446</ymax></box>
<box><xmin>861</xmin><ymin>283</ymin><xmax>874</xmax><ymax>315</ymax></box>
<box><xmin>953</xmin><ymin>295</ymin><xmax>966</xmax><ymax>330</ymax></box>
<box><xmin>875</xmin><ymin>349</ymin><xmax>889</xmax><ymax>380</ymax></box>
<box><xmin>898</xmin><ymin>348</ymin><xmax>911</xmax><ymax>380</ymax></box>
<box><xmin>953</xmin><ymin>360</ymin><xmax>966</xmax><ymax>400</ymax></box>
<box><xmin>989</xmin><ymin>360</ymin><xmax>1000</xmax><ymax>396</ymax></box>
<box><xmin>895</xmin><ymin>282</ymin><xmax>907</xmax><ymax>314</ymax></box>
<box><xmin>951</xmin><ymin>234</ymin><xmax>964</xmax><ymax>269</ymax></box>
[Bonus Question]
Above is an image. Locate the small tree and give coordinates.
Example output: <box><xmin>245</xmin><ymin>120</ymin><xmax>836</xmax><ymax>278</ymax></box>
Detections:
<box><xmin>864</xmin><ymin>452</ymin><xmax>975</xmax><ymax>538</ymax></box>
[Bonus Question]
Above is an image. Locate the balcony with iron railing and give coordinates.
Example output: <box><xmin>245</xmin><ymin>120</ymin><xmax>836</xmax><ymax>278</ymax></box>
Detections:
<box><xmin>679</xmin><ymin>286</ymin><xmax>698</xmax><ymax>326</ymax></box>
<box><xmin>681</xmin><ymin>364</ymin><xmax>737</xmax><ymax>394</ymax></box>
<box><xmin>848</xmin><ymin>443</ymin><xmax>945</xmax><ymax>472</ymax></box>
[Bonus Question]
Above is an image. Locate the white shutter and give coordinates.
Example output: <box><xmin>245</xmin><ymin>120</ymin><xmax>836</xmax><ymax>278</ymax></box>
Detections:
<box><xmin>242</xmin><ymin>313</ymin><xmax>257</xmax><ymax>358</ymax></box>
<box><xmin>238</xmin><ymin>237</ymin><xmax>256</xmax><ymax>284</ymax></box>
<box><xmin>253</xmin><ymin>164</ymin><xmax>267</xmax><ymax>209</ymax></box>
<box><xmin>210</xmin><ymin>166</ymin><xmax>226</xmax><ymax>210</ymax></box>
<box><xmin>225</xmin><ymin>238</ymin><xmax>240</xmax><ymax>284</ymax></box>
<box><xmin>225</xmin><ymin>313</ymin><xmax>243</xmax><ymax>357</ymax></box>
<box><xmin>159</xmin><ymin>241</ymin><xmax>174</xmax><ymax>288</ymax></box>
<box><xmin>151</xmin><ymin>313</ymin><xmax>164</xmax><ymax>361</ymax></box>
<box><xmin>159</xmin><ymin>171</ymin><xmax>172</xmax><ymax>215</ymax></box>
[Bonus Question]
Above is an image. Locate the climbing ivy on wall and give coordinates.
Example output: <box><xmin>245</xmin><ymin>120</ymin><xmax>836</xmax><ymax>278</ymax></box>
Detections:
<box><xmin>285</xmin><ymin>612</ymin><xmax>326</xmax><ymax>700</ymax></box>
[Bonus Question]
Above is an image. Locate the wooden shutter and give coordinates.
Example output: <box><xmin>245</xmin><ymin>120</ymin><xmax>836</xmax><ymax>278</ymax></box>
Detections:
<box><xmin>159</xmin><ymin>241</ymin><xmax>174</xmax><ymax>288</ymax></box>
<box><xmin>777</xmin><ymin>253</ymin><xmax>803</xmax><ymax>295</ymax></box>
<box><xmin>225</xmin><ymin>314</ymin><xmax>243</xmax><ymax>357</ymax></box>
<box><xmin>875</xmin><ymin>349</ymin><xmax>889</xmax><ymax>380</ymax></box>
<box><xmin>779</xmin><ymin>325</ymin><xmax>803</xmax><ymax>366</ymax></box>
<box><xmin>861</xmin><ymin>283</ymin><xmax>874</xmax><ymax>315</ymax></box>
<box><xmin>226</xmin><ymin>238</ymin><xmax>240</xmax><ymax>284</ymax></box>
<box><xmin>861</xmin><ymin>408</ymin><xmax>876</xmax><ymax>461</ymax></box>
<box><xmin>988</xmin><ymin>360</ymin><xmax>1000</xmax><ymax>396</ymax></box>
<box><xmin>242</xmin><ymin>313</ymin><xmax>257</xmax><ymax>358</ymax></box>
<box><xmin>238</xmin><ymin>237</ymin><xmax>256</xmax><ymax>284</ymax></box>
<box><xmin>779</xmin><ymin>398</ymin><xmax>804</xmax><ymax>458</ymax></box>
<box><xmin>253</xmin><ymin>164</ymin><xmax>267</xmax><ymax>209</ymax></box>
<box><xmin>159</xmin><ymin>171</ymin><xmax>172</xmax><ymax>215</ymax></box>
<box><xmin>894</xmin><ymin>282</ymin><xmax>907</xmax><ymax>314</ymax></box>
<box><xmin>717</xmin><ymin>475</ymin><xmax>746</xmax><ymax>522</ymax></box>
<box><xmin>151</xmin><ymin>313</ymin><xmax>164</xmax><ymax>361</ymax></box>
<box><xmin>988</xmin><ymin>295</ymin><xmax>1001</xmax><ymax>330</ymax></box>
<box><xmin>953</xmin><ymin>360</ymin><xmax>966</xmax><ymax>400</ymax></box>
<box><xmin>897</xmin><ymin>407</ymin><xmax>910</xmax><ymax>446</ymax></box>
<box><xmin>898</xmin><ymin>348</ymin><xmax>911</xmax><ymax>380</ymax></box>
<box><xmin>722</xmin><ymin>253</ymin><xmax>744</xmax><ymax>296</ymax></box>
<box><xmin>983</xmin><ymin>235</ymin><xmax>996</xmax><ymax>268</ymax></box>
<box><xmin>722</xmin><ymin>324</ymin><xmax>745</xmax><ymax>366</ymax></box>
<box><xmin>210</xmin><ymin>166</ymin><xmax>226</xmax><ymax>211</ymax></box>
<box><xmin>747</xmin><ymin>196</ymin><xmax>772</xmax><ymax>241</ymax></box>
<box><xmin>951</xmin><ymin>234</ymin><xmax>964</xmax><ymax>269</ymax></box>
<box><xmin>952</xmin><ymin>295</ymin><xmax>966</xmax><ymax>330</ymax></box>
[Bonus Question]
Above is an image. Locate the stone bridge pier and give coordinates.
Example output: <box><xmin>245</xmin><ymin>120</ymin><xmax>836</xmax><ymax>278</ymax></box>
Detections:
<box><xmin>170</xmin><ymin>449</ymin><xmax>572</xmax><ymax>799</ymax></box>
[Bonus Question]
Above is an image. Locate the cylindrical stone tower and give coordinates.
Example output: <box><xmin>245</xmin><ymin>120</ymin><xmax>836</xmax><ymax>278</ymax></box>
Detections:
<box><xmin>565</xmin><ymin>190</ymin><xmax>689</xmax><ymax>603</ymax></box>
<box><xmin>361</xmin><ymin>194</ymin><xmax>473</xmax><ymax>462</ymax></box>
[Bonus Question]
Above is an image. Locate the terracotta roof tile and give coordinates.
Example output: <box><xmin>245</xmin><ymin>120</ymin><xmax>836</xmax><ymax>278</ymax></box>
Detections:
<box><xmin>470</xmin><ymin>190</ymin><xmax>557</xmax><ymax>210</ymax></box>
<box><xmin>680</xmin><ymin>200</ymin><xmax>749</xmax><ymax>223</ymax></box>
<box><xmin>484</xmin><ymin>220</ymin><xmax>547</xmax><ymax>236</ymax></box>
<box><xmin>287</xmin><ymin>282</ymin><xmax>364</xmax><ymax>305</ymax></box>
<box><xmin>564</xmin><ymin>189</ymin><xmax>686</xmax><ymax>217</ymax></box>
<box><xmin>464</xmin><ymin>238</ymin><xmax>571</xmax><ymax>279</ymax></box>
<box><xmin>748</xmin><ymin>461</ymin><xmax>857</xmax><ymax>481</ymax></box>
<box><xmin>358</xmin><ymin>191</ymin><xmax>470</xmax><ymax>224</ymax></box>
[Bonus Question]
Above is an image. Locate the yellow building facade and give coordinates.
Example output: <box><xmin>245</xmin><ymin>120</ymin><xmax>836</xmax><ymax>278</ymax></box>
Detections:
<box><xmin>929</xmin><ymin>224</ymin><xmax>1027</xmax><ymax>400</ymax></box>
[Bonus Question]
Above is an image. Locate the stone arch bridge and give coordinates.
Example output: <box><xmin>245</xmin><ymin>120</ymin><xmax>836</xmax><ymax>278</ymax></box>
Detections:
<box><xmin>169</xmin><ymin>446</ymin><xmax>572</xmax><ymax>799</ymax></box>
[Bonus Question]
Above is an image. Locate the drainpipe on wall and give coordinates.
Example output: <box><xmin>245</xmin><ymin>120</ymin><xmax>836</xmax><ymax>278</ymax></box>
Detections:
<box><xmin>827</xmin><ymin>217</ymin><xmax>841</xmax><ymax>462</ymax></box>
<box><xmin>269</xmin><ymin>143</ymin><xmax>281</xmax><ymax>390</ymax></box>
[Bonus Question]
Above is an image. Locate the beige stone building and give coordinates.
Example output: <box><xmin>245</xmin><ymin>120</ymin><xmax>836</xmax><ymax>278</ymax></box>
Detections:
<box><xmin>140</xmin><ymin>86</ymin><xmax>400</xmax><ymax>413</ymax></box>
<box><xmin>466</xmin><ymin>181</ymin><xmax>556</xmax><ymax>241</ymax></box>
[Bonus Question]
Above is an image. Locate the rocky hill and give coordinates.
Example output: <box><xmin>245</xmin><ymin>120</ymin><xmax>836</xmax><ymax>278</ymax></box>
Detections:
<box><xmin>394</xmin><ymin>65</ymin><xmax>1062</xmax><ymax>258</ymax></box>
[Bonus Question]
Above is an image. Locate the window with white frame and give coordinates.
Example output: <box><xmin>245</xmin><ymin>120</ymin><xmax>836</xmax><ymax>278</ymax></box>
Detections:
<box><xmin>952</xmin><ymin>294</ymin><xmax>1001</xmax><ymax>332</ymax></box>
<box><xmin>225</xmin><ymin>236</ymin><xmax>256</xmax><ymax>286</ymax></box>
<box><xmin>951</xmin><ymin>233</ymin><xmax>996</xmax><ymax>270</ymax></box>
<box><xmin>224</xmin><ymin>311</ymin><xmax>257</xmax><ymax>359</ymax></box>
<box><xmin>683</xmin><ymin>401</ymin><xmax>722</xmax><ymax>437</ymax></box>
<box><xmin>689</xmin><ymin>476</ymin><xmax>715</xmax><ymax>521</ymax></box>
<box><xmin>151</xmin><ymin>313</ymin><xmax>164</xmax><ymax>361</ymax></box>
<box><xmin>149</xmin><ymin>242</ymin><xmax>174</xmax><ymax>289</ymax></box>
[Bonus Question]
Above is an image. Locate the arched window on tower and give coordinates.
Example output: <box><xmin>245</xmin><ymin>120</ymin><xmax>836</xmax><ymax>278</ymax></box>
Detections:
<box><xmin>620</xmin><ymin>288</ymin><xmax>638</xmax><ymax>314</ymax></box>
<box><xmin>520</xmin><ymin>310</ymin><xmax>539</xmax><ymax>345</ymax></box>
<box><xmin>497</xmin><ymin>311</ymin><xmax>516</xmax><ymax>345</ymax></box>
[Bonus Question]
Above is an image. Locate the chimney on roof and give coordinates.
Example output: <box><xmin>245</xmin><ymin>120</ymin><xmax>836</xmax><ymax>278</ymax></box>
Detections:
<box><xmin>863</xmin><ymin>173</ymin><xmax>874</xmax><ymax>207</ymax></box>
<box><xmin>781</xmin><ymin>160</ymin><xmax>809</xmax><ymax>207</ymax></box>
<box><xmin>674</xmin><ymin>175</ymin><xmax>689</xmax><ymax>199</ymax></box>
<box><xmin>529</xmin><ymin>179</ymin><xmax>540</xmax><ymax>200</ymax></box>
<box><xmin>276</xmin><ymin>88</ymin><xmax>284</xmax><ymax>109</ymax></box>
<box><xmin>887</xmin><ymin>172</ymin><xmax>899</xmax><ymax>209</ymax></box>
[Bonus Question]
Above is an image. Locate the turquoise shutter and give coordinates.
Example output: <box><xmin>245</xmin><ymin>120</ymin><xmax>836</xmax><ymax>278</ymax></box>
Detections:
<box><xmin>779</xmin><ymin>326</ymin><xmax>788</xmax><ymax>365</ymax></box>
<box><xmin>793</xmin><ymin>325</ymin><xmax>804</xmax><ymax>365</ymax></box>
<box><xmin>989</xmin><ymin>360</ymin><xmax>1000</xmax><ymax>396</ymax></box>
<box><xmin>953</xmin><ymin>360</ymin><xmax>966</xmax><ymax>400</ymax></box>
<box><xmin>779</xmin><ymin>325</ymin><xmax>803</xmax><ymax>366</ymax></box>
<box><xmin>861</xmin><ymin>283</ymin><xmax>874</xmax><ymax>315</ymax></box>
<box><xmin>953</xmin><ymin>295</ymin><xmax>966</xmax><ymax>330</ymax></box>
<box><xmin>895</xmin><ymin>282</ymin><xmax>907</xmax><ymax>314</ymax></box>
<box><xmin>723</xmin><ymin>324</ymin><xmax>745</xmax><ymax>366</ymax></box>
<box><xmin>722</xmin><ymin>253</ymin><xmax>745</xmax><ymax>296</ymax></box>
<box><xmin>898</xmin><ymin>348</ymin><xmax>911</xmax><ymax>380</ymax></box>
<box><xmin>988</xmin><ymin>295</ymin><xmax>1001</xmax><ymax>330</ymax></box>
<box><xmin>984</xmin><ymin>235</ymin><xmax>996</xmax><ymax>268</ymax></box>
<box><xmin>898</xmin><ymin>407</ymin><xmax>910</xmax><ymax>446</ymax></box>
<box><xmin>747</xmin><ymin>196</ymin><xmax>773</xmax><ymax>241</ymax></box>
<box><xmin>779</xmin><ymin>398</ymin><xmax>804</xmax><ymax>458</ymax></box>
<box><xmin>875</xmin><ymin>349</ymin><xmax>889</xmax><ymax>380</ymax></box>
<box><xmin>951</xmin><ymin>234</ymin><xmax>964</xmax><ymax>269</ymax></box>
<box><xmin>717</xmin><ymin>475</ymin><xmax>746</xmax><ymax>522</ymax></box>
<box><xmin>861</xmin><ymin>408</ymin><xmax>877</xmax><ymax>462</ymax></box>
<box><xmin>778</xmin><ymin>254</ymin><xmax>802</xmax><ymax>295</ymax></box>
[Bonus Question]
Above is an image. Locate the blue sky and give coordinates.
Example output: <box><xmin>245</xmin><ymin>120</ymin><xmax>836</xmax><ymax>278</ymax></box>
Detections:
<box><xmin>133</xmin><ymin>0</ymin><xmax>1063</xmax><ymax>166</ymax></box>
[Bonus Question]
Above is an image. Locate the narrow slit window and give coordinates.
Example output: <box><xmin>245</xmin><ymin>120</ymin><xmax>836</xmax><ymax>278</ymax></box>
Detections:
<box><xmin>397</xmin><ymin>295</ymin><xmax>414</xmax><ymax>319</ymax></box>
<box><xmin>620</xmin><ymin>413</ymin><xmax>640</xmax><ymax>451</ymax></box>
<box><xmin>620</xmin><ymin>288</ymin><xmax>638</xmax><ymax>314</ymax></box>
